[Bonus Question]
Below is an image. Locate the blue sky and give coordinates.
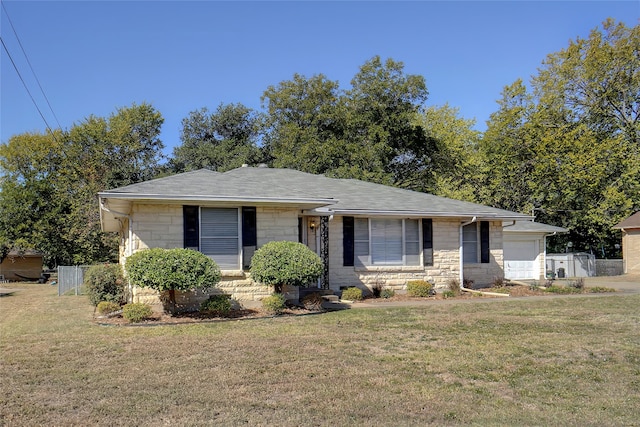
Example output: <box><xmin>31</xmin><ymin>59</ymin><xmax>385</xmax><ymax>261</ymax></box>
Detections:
<box><xmin>1</xmin><ymin>1</ymin><xmax>638</xmax><ymax>157</ymax></box>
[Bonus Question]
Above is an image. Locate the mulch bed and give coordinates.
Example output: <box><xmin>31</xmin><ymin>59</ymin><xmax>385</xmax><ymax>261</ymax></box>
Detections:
<box><xmin>94</xmin><ymin>284</ymin><xmax>605</xmax><ymax>326</ymax></box>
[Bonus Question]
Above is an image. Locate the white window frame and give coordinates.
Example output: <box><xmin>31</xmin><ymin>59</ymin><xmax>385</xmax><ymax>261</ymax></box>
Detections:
<box><xmin>354</xmin><ymin>218</ymin><xmax>421</xmax><ymax>266</ymax></box>
<box><xmin>200</xmin><ymin>207</ymin><xmax>242</xmax><ymax>270</ymax></box>
<box><xmin>462</xmin><ymin>222</ymin><xmax>479</xmax><ymax>264</ymax></box>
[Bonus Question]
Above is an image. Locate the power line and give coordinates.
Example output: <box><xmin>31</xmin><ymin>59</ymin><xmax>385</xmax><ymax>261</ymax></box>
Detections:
<box><xmin>1</xmin><ymin>0</ymin><xmax>61</xmax><ymax>133</ymax></box>
<box><xmin>0</xmin><ymin>36</ymin><xmax>54</xmax><ymax>135</ymax></box>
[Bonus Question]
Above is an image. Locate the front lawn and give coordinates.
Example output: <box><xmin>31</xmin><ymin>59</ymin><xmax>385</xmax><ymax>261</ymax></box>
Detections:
<box><xmin>1</xmin><ymin>282</ymin><xmax>639</xmax><ymax>425</ymax></box>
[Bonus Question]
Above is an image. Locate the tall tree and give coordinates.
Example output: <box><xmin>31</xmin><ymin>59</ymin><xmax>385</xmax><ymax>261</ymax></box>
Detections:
<box><xmin>261</xmin><ymin>56</ymin><xmax>434</xmax><ymax>186</ymax></box>
<box><xmin>534</xmin><ymin>18</ymin><xmax>639</xmax><ymax>146</ymax></box>
<box><xmin>478</xmin><ymin>80</ymin><xmax>538</xmax><ymax>212</ymax></box>
<box><xmin>414</xmin><ymin>104</ymin><xmax>482</xmax><ymax>200</ymax></box>
<box><xmin>345</xmin><ymin>56</ymin><xmax>431</xmax><ymax>187</ymax></box>
<box><xmin>480</xmin><ymin>20</ymin><xmax>639</xmax><ymax>255</ymax></box>
<box><xmin>261</xmin><ymin>73</ymin><xmax>347</xmax><ymax>175</ymax></box>
<box><xmin>0</xmin><ymin>103</ymin><xmax>165</xmax><ymax>266</ymax></box>
<box><xmin>171</xmin><ymin>103</ymin><xmax>262</xmax><ymax>172</ymax></box>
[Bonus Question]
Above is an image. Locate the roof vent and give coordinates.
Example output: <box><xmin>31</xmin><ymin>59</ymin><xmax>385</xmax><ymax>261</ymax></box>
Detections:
<box><xmin>258</xmin><ymin>163</ymin><xmax>268</xmax><ymax>168</ymax></box>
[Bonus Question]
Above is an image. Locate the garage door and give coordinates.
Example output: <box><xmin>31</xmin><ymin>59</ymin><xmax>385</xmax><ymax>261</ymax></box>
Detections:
<box><xmin>504</xmin><ymin>240</ymin><xmax>537</xmax><ymax>279</ymax></box>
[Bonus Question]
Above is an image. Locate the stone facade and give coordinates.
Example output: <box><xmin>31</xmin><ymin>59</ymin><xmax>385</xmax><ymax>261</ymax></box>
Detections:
<box><xmin>118</xmin><ymin>202</ymin><xmax>505</xmax><ymax>308</ymax></box>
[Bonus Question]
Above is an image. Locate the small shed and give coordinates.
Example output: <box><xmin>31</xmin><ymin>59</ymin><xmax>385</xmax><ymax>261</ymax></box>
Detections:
<box><xmin>546</xmin><ymin>253</ymin><xmax>596</xmax><ymax>278</ymax></box>
<box><xmin>0</xmin><ymin>250</ymin><xmax>44</xmax><ymax>282</ymax></box>
<box><xmin>503</xmin><ymin>221</ymin><xmax>567</xmax><ymax>280</ymax></box>
<box><xmin>613</xmin><ymin>212</ymin><xmax>640</xmax><ymax>274</ymax></box>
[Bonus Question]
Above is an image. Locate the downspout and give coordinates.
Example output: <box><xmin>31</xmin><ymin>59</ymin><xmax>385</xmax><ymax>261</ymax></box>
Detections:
<box><xmin>459</xmin><ymin>216</ymin><xmax>510</xmax><ymax>297</ymax></box>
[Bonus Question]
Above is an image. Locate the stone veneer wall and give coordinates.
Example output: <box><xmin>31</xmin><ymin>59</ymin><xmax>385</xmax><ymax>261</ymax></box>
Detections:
<box><xmin>127</xmin><ymin>204</ymin><xmax>299</xmax><ymax>309</ymax></box>
<box><xmin>122</xmin><ymin>204</ymin><xmax>505</xmax><ymax>307</ymax></box>
<box><xmin>328</xmin><ymin>217</ymin><xmax>482</xmax><ymax>292</ymax></box>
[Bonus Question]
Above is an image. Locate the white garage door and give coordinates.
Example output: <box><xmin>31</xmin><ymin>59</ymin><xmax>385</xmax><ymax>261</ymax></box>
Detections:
<box><xmin>504</xmin><ymin>240</ymin><xmax>537</xmax><ymax>279</ymax></box>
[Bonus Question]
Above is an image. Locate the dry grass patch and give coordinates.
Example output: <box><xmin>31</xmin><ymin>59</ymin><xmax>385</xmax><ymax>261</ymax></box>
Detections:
<box><xmin>1</xmin><ymin>282</ymin><xmax>639</xmax><ymax>426</ymax></box>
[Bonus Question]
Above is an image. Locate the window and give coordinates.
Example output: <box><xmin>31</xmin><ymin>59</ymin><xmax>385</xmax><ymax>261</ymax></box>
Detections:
<box><xmin>349</xmin><ymin>218</ymin><xmax>421</xmax><ymax>266</ymax></box>
<box><xmin>463</xmin><ymin>221</ymin><xmax>490</xmax><ymax>264</ymax></box>
<box><xmin>184</xmin><ymin>206</ymin><xmax>257</xmax><ymax>270</ymax></box>
<box><xmin>462</xmin><ymin>223</ymin><xmax>478</xmax><ymax>263</ymax></box>
<box><xmin>201</xmin><ymin>208</ymin><xmax>240</xmax><ymax>270</ymax></box>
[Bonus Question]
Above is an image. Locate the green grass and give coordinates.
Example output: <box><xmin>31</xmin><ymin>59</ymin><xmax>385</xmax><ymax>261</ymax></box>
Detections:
<box><xmin>1</xmin><ymin>282</ymin><xmax>639</xmax><ymax>426</ymax></box>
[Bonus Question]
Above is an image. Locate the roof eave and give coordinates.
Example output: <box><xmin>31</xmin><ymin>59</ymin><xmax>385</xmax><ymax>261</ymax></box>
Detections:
<box><xmin>310</xmin><ymin>208</ymin><xmax>531</xmax><ymax>220</ymax></box>
<box><xmin>98</xmin><ymin>192</ymin><xmax>335</xmax><ymax>208</ymax></box>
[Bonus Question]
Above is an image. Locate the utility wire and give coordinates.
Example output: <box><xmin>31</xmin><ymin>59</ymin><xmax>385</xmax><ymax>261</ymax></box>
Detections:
<box><xmin>1</xmin><ymin>0</ymin><xmax>61</xmax><ymax>132</ymax></box>
<box><xmin>1</xmin><ymin>36</ymin><xmax>54</xmax><ymax>135</ymax></box>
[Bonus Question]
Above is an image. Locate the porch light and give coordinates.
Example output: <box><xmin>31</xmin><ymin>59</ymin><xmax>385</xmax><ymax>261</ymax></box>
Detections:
<box><xmin>309</xmin><ymin>220</ymin><xmax>317</xmax><ymax>231</ymax></box>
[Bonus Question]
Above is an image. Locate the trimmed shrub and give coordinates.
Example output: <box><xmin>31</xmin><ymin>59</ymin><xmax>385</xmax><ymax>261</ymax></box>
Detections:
<box><xmin>341</xmin><ymin>287</ymin><xmax>363</xmax><ymax>301</ymax></box>
<box><xmin>84</xmin><ymin>264</ymin><xmax>125</xmax><ymax>306</ymax></box>
<box><xmin>262</xmin><ymin>293</ymin><xmax>286</xmax><ymax>315</ymax></box>
<box><xmin>122</xmin><ymin>303</ymin><xmax>153</xmax><ymax>323</ymax></box>
<box><xmin>96</xmin><ymin>301</ymin><xmax>121</xmax><ymax>315</ymax></box>
<box><xmin>380</xmin><ymin>288</ymin><xmax>395</xmax><ymax>299</ymax></box>
<box><xmin>200</xmin><ymin>294</ymin><xmax>233</xmax><ymax>315</ymax></box>
<box><xmin>250</xmin><ymin>241</ymin><xmax>323</xmax><ymax>294</ymax></box>
<box><xmin>301</xmin><ymin>292</ymin><xmax>324</xmax><ymax>311</ymax></box>
<box><xmin>125</xmin><ymin>248</ymin><xmax>221</xmax><ymax>313</ymax></box>
<box><xmin>406</xmin><ymin>280</ymin><xmax>434</xmax><ymax>297</ymax></box>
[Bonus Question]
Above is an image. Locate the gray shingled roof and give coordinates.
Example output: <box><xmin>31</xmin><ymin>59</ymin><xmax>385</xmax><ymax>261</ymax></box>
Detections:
<box><xmin>99</xmin><ymin>166</ymin><xmax>531</xmax><ymax>220</ymax></box>
<box><xmin>503</xmin><ymin>221</ymin><xmax>567</xmax><ymax>234</ymax></box>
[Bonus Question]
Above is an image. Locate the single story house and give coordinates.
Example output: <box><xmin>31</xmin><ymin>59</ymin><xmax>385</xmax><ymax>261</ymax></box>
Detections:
<box><xmin>0</xmin><ymin>250</ymin><xmax>44</xmax><ymax>282</ymax></box>
<box><xmin>98</xmin><ymin>166</ymin><xmax>536</xmax><ymax>306</ymax></box>
<box><xmin>503</xmin><ymin>221</ymin><xmax>567</xmax><ymax>280</ymax></box>
<box><xmin>613</xmin><ymin>212</ymin><xmax>640</xmax><ymax>274</ymax></box>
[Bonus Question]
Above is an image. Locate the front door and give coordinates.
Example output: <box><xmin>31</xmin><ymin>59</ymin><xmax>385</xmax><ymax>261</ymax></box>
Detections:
<box><xmin>299</xmin><ymin>216</ymin><xmax>321</xmax><ymax>287</ymax></box>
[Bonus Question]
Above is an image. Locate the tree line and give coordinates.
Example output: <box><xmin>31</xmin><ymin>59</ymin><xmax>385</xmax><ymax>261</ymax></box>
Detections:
<box><xmin>1</xmin><ymin>19</ymin><xmax>637</xmax><ymax>266</ymax></box>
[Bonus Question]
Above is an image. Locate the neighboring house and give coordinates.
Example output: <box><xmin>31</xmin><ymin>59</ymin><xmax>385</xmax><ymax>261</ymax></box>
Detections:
<box><xmin>98</xmin><ymin>166</ymin><xmax>533</xmax><ymax>306</ymax></box>
<box><xmin>613</xmin><ymin>212</ymin><xmax>640</xmax><ymax>274</ymax></box>
<box><xmin>503</xmin><ymin>221</ymin><xmax>567</xmax><ymax>280</ymax></box>
<box><xmin>0</xmin><ymin>250</ymin><xmax>44</xmax><ymax>282</ymax></box>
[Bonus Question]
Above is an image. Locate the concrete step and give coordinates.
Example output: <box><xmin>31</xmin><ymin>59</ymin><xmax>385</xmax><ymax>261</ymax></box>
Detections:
<box><xmin>321</xmin><ymin>294</ymin><xmax>339</xmax><ymax>302</ymax></box>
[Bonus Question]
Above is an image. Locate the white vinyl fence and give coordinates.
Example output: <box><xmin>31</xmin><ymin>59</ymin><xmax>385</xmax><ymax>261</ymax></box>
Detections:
<box><xmin>57</xmin><ymin>265</ymin><xmax>92</xmax><ymax>296</ymax></box>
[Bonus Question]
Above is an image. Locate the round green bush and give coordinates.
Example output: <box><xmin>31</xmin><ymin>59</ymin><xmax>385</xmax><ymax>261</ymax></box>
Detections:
<box><xmin>200</xmin><ymin>294</ymin><xmax>233</xmax><ymax>314</ymax></box>
<box><xmin>84</xmin><ymin>263</ymin><xmax>125</xmax><ymax>306</ymax></box>
<box><xmin>96</xmin><ymin>301</ymin><xmax>121</xmax><ymax>315</ymax></box>
<box><xmin>261</xmin><ymin>293</ymin><xmax>286</xmax><ymax>315</ymax></box>
<box><xmin>250</xmin><ymin>241</ymin><xmax>323</xmax><ymax>293</ymax></box>
<box><xmin>406</xmin><ymin>280</ymin><xmax>434</xmax><ymax>297</ymax></box>
<box><xmin>122</xmin><ymin>303</ymin><xmax>153</xmax><ymax>323</ymax></box>
<box><xmin>341</xmin><ymin>287</ymin><xmax>363</xmax><ymax>301</ymax></box>
<box><xmin>126</xmin><ymin>248</ymin><xmax>221</xmax><ymax>293</ymax></box>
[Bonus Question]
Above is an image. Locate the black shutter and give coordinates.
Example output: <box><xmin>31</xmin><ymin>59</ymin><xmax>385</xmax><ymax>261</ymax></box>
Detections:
<box><xmin>422</xmin><ymin>218</ymin><xmax>433</xmax><ymax>266</ymax></box>
<box><xmin>183</xmin><ymin>206</ymin><xmax>199</xmax><ymax>250</ymax></box>
<box><xmin>242</xmin><ymin>207</ymin><xmax>257</xmax><ymax>270</ymax></box>
<box><xmin>480</xmin><ymin>221</ymin><xmax>490</xmax><ymax>263</ymax></box>
<box><xmin>242</xmin><ymin>207</ymin><xmax>257</xmax><ymax>247</ymax></box>
<box><xmin>343</xmin><ymin>216</ymin><xmax>355</xmax><ymax>267</ymax></box>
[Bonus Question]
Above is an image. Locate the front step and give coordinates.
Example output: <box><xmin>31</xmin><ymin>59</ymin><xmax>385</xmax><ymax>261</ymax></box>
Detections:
<box><xmin>321</xmin><ymin>294</ymin><xmax>339</xmax><ymax>302</ymax></box>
